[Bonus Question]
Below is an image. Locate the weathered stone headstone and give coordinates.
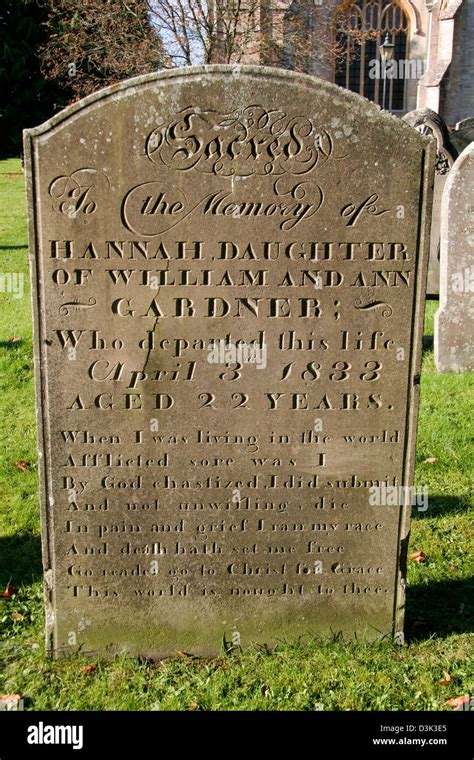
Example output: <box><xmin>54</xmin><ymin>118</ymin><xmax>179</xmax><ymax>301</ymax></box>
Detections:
<box><xmin>455</xmin><ymin>117</ymin><xmax>474</xmax><ymax>131</ymax></box>
<box><xmin>435</xmin><ymin>143</ymin><xmax>474</xmax><ymax>372</ymax></box>
<box><xmin>450</xmin><ymin>122</ymin><xmax>474</xmax><ymax>158</ymax></box>
<box><xmin>404</xmin><ymin>108</ymin><xmax>457</xmax><ymax>297</ymax></box>
<box><xmin>25</xmin><ymin>67</ymin><xmax>434</xmax><ymax>658</ymax></box>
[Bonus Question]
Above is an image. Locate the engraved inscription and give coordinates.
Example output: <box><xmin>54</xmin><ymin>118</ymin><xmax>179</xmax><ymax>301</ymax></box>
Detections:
<box><xmin>49</xmin><ymin>169</ymin><xmax>109</xmax><ymax>217</ymax></box>
<box><xmin>25</xmin><ymin>68</ymin><xmax>433</xmax><ymax>658</ymax></box>
<box><xmin>145</xmin><ymin>105</ymin><xmax>339</xmax><ymax>177</ymax></box>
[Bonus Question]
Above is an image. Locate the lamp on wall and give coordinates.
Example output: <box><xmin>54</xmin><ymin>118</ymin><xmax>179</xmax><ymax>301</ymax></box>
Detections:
<box><xmin>379</xmin><ymin>33</ymin><xmax>395</xmax><ymax>110</ymax></box>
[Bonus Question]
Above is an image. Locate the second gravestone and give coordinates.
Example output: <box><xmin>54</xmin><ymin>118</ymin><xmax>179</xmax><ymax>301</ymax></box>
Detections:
<box><xmin>435</xmin><ymin>143</ymin><xmax>474</xmax><ymax>372</ymax></box>
<box><xmin>25</xmin><ymin>67</ymin><xmax>434</xmax><ymax>657</ymax></box>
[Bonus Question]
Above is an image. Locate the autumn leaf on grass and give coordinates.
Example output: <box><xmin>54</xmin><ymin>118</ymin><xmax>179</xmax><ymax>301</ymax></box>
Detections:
<box><xmin>81</xmin><ymin>664</ymin><xmax>97</xmax><ymax>675</ymax></box>
<box><xmin>423</xmin><ymin>456</ymin><xmax>438</xmax><ymax>464</ymax></box>
<box><xmin>11</xmin><ymin>611</ymin><xmax>24</xmax><ymax>621</ymax></box>
<box><xmin>14</xmin><ymin>461</ymin><xmax>29</xmax><ymax>473</ymax></box>
<box><xmin>189</xmin><ymin>700</ymin><xmax>198</xmax><ymax>710</ymax></box>
<box><xmin>0</xmin><ymin>695</ymin><xmax>22</xmax><ymax>710</ymax></box>
<box><xmin>440</xmin><ymin>671</ymin><xmax>451</xmax><ymax>685</ymax></box>
<box><xmin>1</xmin><ymin>584</ymin><xmax>17</xmax><ymax>598</ymax></box>
<box><xmin>409</xmin><ymin>551</ymin><xmax>427</xmax><ymax>563</ymax></box>
<box><xmin>446</xmin><ymin>695</ymin><xmax>470</xmax><ymax>709</ymax></box>
<box><xmin>8</xmin><ymin>337</ymin><xmax>19</xmax><ymax>343</ymax></box>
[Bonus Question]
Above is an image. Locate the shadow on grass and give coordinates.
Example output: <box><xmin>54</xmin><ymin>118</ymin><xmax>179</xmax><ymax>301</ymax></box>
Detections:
<box><xmin>0</xmin><ymin>339</ymin><xmax>24</xmax><ymax>349</ymax></box>
<box><xmin>406</xmin><ymin>576</ymin><xmax>474</xmax><ymax>640</ymax></box>
<box><xmin>0</xmin><ymin>245</ymin><xmax>28</xmax><ymax>250</ymax></box>
<box><xmin>411</xmin><ymin>494</ymin><xmax>471</xmax><ymax>519</ymax></box>
<box><xmin>0</xmin><ymin>533</ymin><xmax>42</xmax><ymax>587</ymax></box>
<box><xmin>422</xmin><ymin>335</ymin><xmax>434</xmax><ymax>354</ymax></box>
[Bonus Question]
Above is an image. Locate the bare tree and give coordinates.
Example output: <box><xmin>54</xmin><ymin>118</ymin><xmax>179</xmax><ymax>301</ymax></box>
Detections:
<box><xmin>148</xmin><ymin>0</ymin><xmax>267</xmax><ymax>65</ymax></box>
<box><xmin>39</xmin><ymin>0</ymin><xmax>375</xmax><ymax>104</ymax></box>
<box><xmin>148</xmin><ymin>0</ymin><xmax>353</xmax><ymax>73</ymax></box>
<box><xmin>40</xmin><ymin>0</ymin><xmax>168</xmax><ymax>100</ymax></box>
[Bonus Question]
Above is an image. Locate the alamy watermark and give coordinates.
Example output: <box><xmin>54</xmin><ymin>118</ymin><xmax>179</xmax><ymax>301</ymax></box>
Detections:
<box><xmin>207</xmin><ymin>338</ymin><xmax>267</xmax><ymax>370</ymax></box>
<box><xmin>369</xmin><ymin>59</ymin><xmax>424</xmax><ymax>80</ymax></box>
<box><xmin>27</xmin><ymin>722</ymin><xmax>83</xmax><ymax>750</ymax></box>
<box><xmin>369</xmin><ymin>484</ymin><xmax>428</xmax><ymax>512</ymax></box>
<box><xmin>451</xmin><ymin>267</ymin><xmax>474</xmax><ymax>293</ymax></box>
<box><xmin>0</xmin><ymin>272</ymin><xmax>24</xmax><ymax>299</ymax></box>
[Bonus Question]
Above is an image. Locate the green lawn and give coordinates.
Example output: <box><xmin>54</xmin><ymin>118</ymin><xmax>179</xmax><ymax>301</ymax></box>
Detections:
<box><xmin>0</xmin><ymin>158</ymin><xmax>472</xmax><ymax>711</ymax></box>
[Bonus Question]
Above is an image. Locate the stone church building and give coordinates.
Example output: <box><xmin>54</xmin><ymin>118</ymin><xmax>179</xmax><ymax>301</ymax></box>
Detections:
<box><xmin>243</xmin><ymin>0</ymin><xmax>473</xmax><ymax>127</ymax></box>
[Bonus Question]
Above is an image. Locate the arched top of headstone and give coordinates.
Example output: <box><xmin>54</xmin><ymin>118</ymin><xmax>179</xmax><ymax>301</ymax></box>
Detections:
<box><xmin>25</xmin><ymin>64</ymin><xmax>429</xmax><ymax>149</ymax></box>
<box><xmin>449</xmin><ymin>124</ymin><xmax>474</xmax><ymax>157</ymax></box>
<box><xmin>455</xmin><ymin>116</ymin><xmax>474</xmax><ymax>131</ymax></box>
<box><xmin>403</xmin><ymin>107</ymin><xmax>457</xmax><ymax>175</ymax></box>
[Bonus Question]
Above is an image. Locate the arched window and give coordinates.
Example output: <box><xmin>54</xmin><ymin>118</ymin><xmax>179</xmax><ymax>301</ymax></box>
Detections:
<box><xmin>334</xmin><ymin>0</ymin><xmax>409</xmax><ymax>111</ymax></box>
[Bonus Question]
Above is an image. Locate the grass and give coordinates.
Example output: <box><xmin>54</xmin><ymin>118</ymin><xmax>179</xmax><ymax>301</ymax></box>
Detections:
<box><xmin>0</xmin><ymin>158</ymin><xmax>472</xmax><ymax>711</ymax></box>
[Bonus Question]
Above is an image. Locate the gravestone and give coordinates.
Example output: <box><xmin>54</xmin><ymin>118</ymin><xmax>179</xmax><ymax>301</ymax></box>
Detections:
<box><xmin>25</xmin><ymin>66</ymin><xmax>435</xmax><ymax>658</ymax></box>
<box><xmin>455</xmin><ymin>117</ymin><xmax>474</xmax><ymax>131</ymax></box>
<box><xmin>450</xmin><ymin>123</ymin><xmax>474</xmax><ymax>158</ymax></box>
<box><xmin>404</xmin><ymin>108</ymin><xmax>457</xmax><ymax>298</ymax></box>
<box><xmin>435</xmin><ymin>143</ymin><xmax>474</xmax><ymax>372</ymax></box>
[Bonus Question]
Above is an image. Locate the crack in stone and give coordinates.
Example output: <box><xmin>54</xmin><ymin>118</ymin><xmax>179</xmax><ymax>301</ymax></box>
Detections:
<box><xmin>140</xmin><ymin>258</ymin><xmax>171</xmax><ymax>376</ymax></box>
<box><xmin>142</xmin><ymin>315</ymin><xmax>160</xmax><ymax>376</ymax></box>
